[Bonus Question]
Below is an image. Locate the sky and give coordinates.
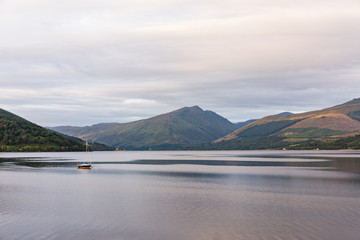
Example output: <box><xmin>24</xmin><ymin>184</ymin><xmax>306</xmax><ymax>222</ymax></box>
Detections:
<box><xmin>1</xmin><ymin>0</ymin><xmax>360</xmax><ymax>126</ymax></box>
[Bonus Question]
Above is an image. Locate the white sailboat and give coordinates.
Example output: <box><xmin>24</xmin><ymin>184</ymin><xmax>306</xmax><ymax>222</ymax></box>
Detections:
<box><xmin>77</xmin><ymin>141</ymin><xmax>91</xmax><ymax>169</ymax></box>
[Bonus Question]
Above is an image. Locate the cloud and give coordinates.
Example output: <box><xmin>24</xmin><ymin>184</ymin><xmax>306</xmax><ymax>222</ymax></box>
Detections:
<box><xmin>1</xmin><ymin>0</ymin><xmax>360</xmax><ymax>125</ymax></box>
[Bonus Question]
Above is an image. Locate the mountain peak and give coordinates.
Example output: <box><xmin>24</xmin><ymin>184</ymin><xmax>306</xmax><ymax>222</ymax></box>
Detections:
<box><xmin>179</xmin><ymin>105</ymin><xmax>203</xmax><ymax>111</ymax></box>
<box><xmin>172</xmin><ymin>106</ymin><xmax>204</xmax><ymax>115</ymax></box>
<box><xmin>275</xmin><ymin>112</ymin><xmax>293</xmax><ymax>116</ymax></box>
<box><xmin>344</xmin><ymin>98</ymin><xmax>360</xmax><ymax>105</ymax></box>
<box><xmin>190</xmin><ymin>105</ymin><xmax>203</xmax><ymax>110</ymax></box>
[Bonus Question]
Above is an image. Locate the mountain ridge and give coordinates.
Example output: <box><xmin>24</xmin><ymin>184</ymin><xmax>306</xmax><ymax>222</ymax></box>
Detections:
<box><xmin>214</xmin><ymin>98</ymin><xmax>360</xmax><ymax>148</ymax></box>
<box><xmin>49</xmin><ymin>98</ymin><xmax>360</xmax><ymax>150</ymax></box>
<box><xmin>50</xmin><ymin>106</ymin><xmax>239</xmax><ymax>149</ymax></box>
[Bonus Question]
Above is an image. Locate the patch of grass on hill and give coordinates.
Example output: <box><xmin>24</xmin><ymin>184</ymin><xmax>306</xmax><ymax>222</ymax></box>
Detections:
<box><xmin>288</xmin><ymin>134</ymin><xmax>360</xmax><ymax>150</ymax></box>
<box><xmin>348</xmin><ymin>111</ymin><xmax>360</xmax><ymax>121</ymax></box>
<box><xmin>237</xmin><ymin>120</ymin><xmax>301</xmax><ymax>138</ymax></box>
<box><xmin>278</xmin><ymin>128</ymin><xmax>349</xmax><ymax>138</ymax></box>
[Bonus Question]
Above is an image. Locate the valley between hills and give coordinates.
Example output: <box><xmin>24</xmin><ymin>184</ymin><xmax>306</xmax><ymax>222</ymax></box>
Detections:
<box><xmin>3</xmin><ymin>98</ymin><xmax>360</xmax><ymax>151</ymax></box>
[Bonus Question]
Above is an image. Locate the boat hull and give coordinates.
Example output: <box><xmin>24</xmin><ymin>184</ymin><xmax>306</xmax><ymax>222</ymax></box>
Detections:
<box><xmin>77</xmin><ymin>164</ymin><xmax>91</xmax><ymax>169</ymax></box>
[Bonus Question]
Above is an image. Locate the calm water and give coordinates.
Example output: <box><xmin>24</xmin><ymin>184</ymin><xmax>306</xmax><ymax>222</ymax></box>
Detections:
<box><xmin>1</xmin><ymin>150</ymin><xmax>360</xmax><ymax>240</ymax></box>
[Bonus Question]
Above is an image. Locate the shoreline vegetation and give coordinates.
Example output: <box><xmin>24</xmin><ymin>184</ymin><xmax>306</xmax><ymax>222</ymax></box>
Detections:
<box><xmin>0</xmin><ymin>141</ymin><xmax>115</xmax><ymax>152</ymax></box>
<box><xmin>286</xmin><ymin>134</ymin><xmax>360</xmax><ymax>150</ymax></box>
<box><xmin>1</xmin><ymin>135</ymin><xmax>360</xmax><ymax>152</ymax></box>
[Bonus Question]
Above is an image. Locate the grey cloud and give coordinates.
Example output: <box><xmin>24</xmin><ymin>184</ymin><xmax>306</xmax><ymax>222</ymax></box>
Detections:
<box><xmin>1</xmin><ymin>0</ymin><xmax>360</xmax><ymax>126</ymax></box>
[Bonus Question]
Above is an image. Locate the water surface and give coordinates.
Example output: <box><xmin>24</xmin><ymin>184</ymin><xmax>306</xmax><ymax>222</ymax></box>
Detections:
<box><xmin>1</xmin><ymin>150</ymin><xmax>360</xmax><ymax>240</ymax></box>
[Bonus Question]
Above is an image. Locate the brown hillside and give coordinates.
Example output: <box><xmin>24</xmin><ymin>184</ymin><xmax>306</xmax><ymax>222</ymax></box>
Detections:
<box><xmin>286</xmin><ymin>113</ymin><xmax>360</xmax><ymax>132</ymax></box>
<box><xmin>215</xmin><ymin>98</ymin><xmax>360</xmax><ymax>142</ymax></box>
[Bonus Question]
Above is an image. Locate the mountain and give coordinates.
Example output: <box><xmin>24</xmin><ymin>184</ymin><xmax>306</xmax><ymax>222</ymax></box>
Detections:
<box><xmin>0</xmin><ymin>108</ymin><xmax>84</xmax><ymax>151</ymax></box>
<box><xmin>50</xmin><ymin>106</ymin><xmax>238</xmax><ymax>150</ymax></box>
<box><xmin>214</xmin><ymin>98</ymin><xmax>360</xmax><ymax>149</ymax></box>
<box><xmin>235</xmin><ymin>119</ymin><xmax>257</xmax><ymax>129</ymax></box>
<box><xmin>275</xmin><ymin>112</ymin><xmax>293</xmax><ymax>116</ymax></box>
<box><xmin>234</xmin><ymin>113</ymin><xmax>292</xmax><ymax>129</ymax></box>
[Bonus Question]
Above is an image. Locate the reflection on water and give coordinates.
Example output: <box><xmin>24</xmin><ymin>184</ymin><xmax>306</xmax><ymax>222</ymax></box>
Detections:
<box><xmin>1</xmin><ymin>150</ymin><xmax>360</xmax><ymax>240</ymax></box>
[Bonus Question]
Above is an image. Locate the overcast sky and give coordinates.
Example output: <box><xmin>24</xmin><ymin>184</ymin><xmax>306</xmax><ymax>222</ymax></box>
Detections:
<box><xmin>1</xmin><ymin>0</ymin><xmax>360</xmax><ymax>126</ymax></box>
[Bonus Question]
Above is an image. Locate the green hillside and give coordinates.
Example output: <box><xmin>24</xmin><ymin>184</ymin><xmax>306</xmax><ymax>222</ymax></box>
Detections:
<box><xmin>0</xmin><ymin>108</ymin><xmax>84</xmax><ymax>152</ymax></box>
<box><xmin>288</xmin><ymin>134</ymin><xmax>360</xmax><ymax>150</ymax></box>
<box><xmin>50</xmin><ymin>130</ymin><xmax>115</xmax><ymax>151</ymax></box>
<box><xmin>235</xmin><ymin>119</ymin><xmax>257</xmax><ymax>129</ymax></box>
<box><xmin>214</xmin><ymin>98</ymin><xmax>360</xmax><ymax>149</ymax></box>
<box><xmin>50</xmin><ymin>106</ymin><xmax>238</xmax><ymax>150</ymax></box>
